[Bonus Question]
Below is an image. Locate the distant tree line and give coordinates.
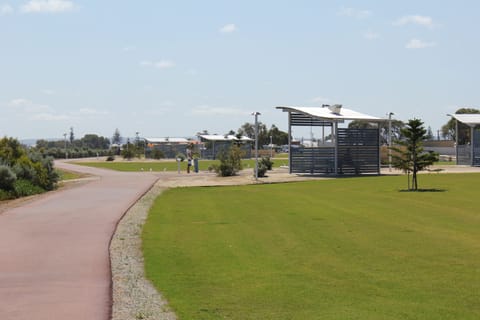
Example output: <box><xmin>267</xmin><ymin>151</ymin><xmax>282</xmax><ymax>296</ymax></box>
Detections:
<box><xmin>35</xmin><ymin>128</ymin><xmax>113</xmax><ymax>159</ymax></box>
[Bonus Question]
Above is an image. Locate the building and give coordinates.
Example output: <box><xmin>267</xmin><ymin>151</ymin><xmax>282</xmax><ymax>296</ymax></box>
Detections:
<box><xmin>277</xmin><ymin>104</ymin><xmax>383</xmax><ymax>175</ymax></box>
<box><xmin>197</xmin><ymin>134</ymin><xmax>253</xmax><ymax>159</ymax></box>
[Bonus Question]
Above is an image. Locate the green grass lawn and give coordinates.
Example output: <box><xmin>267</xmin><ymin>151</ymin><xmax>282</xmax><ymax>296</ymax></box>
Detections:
<box><xmin>72</xmin><ymin>158</ymin><xmax>287</xmax><ymax>172</ymax></box>
<box><xmin>143</xmin><ymin>173</ymin><xmax>480</xmax><ymax>320</ymax></box>
<box><xmin>56</xmin><ymin>169</ymin><xmax>83</xmax><ymax>180</ymax></box>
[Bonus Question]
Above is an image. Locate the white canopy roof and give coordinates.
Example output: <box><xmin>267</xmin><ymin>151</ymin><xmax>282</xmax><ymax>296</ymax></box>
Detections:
<box><xmin>198</xmin><ymin>134</ymin><xmax>253</xmax><ymax>142</ymax></box>
<box><xmin>145</xmin><ymin>137</ymin><xmax>189</xmax><ymax>143</ymax></box>
<box><xmin>449</xmin><ymin>114</ymin><xmax>480</xmax><ymax>126</ymax></box>
<box><xmin>276</xmin><ymin>105</ymin><xmax>382</xmax><ymax>121</ymax></box>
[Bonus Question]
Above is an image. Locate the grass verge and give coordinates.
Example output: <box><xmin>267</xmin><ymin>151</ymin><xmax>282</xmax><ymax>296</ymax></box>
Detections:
<box><xmin>143</xmin><ymin>173</ymin><xmax>480</xmax><ymax>320</ymax></box>
<box><xmin>73</xmin><ymin>158</ymin><xmax>287</xmax><ymax>172</ymax></box>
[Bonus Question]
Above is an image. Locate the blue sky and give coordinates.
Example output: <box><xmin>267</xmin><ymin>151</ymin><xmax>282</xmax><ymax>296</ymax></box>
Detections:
<box><xmin>1</xmin><ymin>0</ymin><xmax>479</xmax><ymax>140</ymax></box>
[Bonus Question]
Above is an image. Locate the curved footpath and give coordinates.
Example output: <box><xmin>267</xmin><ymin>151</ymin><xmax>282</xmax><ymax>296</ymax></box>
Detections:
<box><xmin>0</xmin><ymin>161</ymin><xmax>160</xmax><ymax>320</ymax></box>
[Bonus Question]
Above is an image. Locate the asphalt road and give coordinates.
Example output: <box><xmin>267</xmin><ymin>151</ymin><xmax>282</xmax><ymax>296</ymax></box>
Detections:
<box><xmin>0</xmin><ymin>161</ymin><xmax>159</xmax><ymax>320</ymax></box>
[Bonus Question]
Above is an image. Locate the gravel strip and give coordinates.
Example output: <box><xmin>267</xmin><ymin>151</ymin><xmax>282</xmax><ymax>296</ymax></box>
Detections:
<box><xmin>110</xmin><ymin>183</ymin><xmax>176</xmax><ymax>320</ymax></box>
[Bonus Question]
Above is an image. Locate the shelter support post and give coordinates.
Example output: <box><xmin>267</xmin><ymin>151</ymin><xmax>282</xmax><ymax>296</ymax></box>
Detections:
<box><xmin>471</xmin><ymin>126</ymin><xmax>475</xmax><ymax>166</ymax></box>
<box><xmin>455</xmin><ymin>119</ymin><xmax>459</xmax><ymax>165</ymax></box>
<box><xmin>334</xmin><ymin>121</ymin><xmax>338</xmax><ymax>174</ymax></box>
<box><xmin>288</xmin><ymin>112</ymin><xmax>292</xmax><ymax>174</ymax></box>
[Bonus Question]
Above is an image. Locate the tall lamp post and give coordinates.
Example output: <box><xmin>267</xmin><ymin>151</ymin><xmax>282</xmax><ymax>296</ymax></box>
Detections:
<box><xmin>63</xmin><ymin>133</ymin><xmax>67</xmax><ymax>159</ymax></box>
<box><xmin>252</xmin><ymin>112</ymin><xmax>261</xmax><ymax>181</ymax></box>
<box><xmin>388</xmin><ymin>112</ymin><xmax>394</xmax><ymax>172</ymax></box>
<box><xmin>270</xmin><ymin>135</ymin><xmax>273</xmax><ymax>158</ymax></box>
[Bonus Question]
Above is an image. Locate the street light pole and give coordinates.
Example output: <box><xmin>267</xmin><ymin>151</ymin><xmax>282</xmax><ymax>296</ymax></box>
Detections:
<box><xmin>63</xmin><ymin>133</ymin><xmax>67</xmax><ymax>159</ymax></box>
<box><xmin>270</xmin><ymin>135</ymin><xmax>273</xmax><ymax>158</ymax></box>
<box><xmin>252</xmin><ymin>112</ymin><xmax>261</xmax><ymax>181</ymax></box>
<box><xmin>388</xmin><ymin>112</ymin><xmax>394</xmax><ymax>172</ymax></box>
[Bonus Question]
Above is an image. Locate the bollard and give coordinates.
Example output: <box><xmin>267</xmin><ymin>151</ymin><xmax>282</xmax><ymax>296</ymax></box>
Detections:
<box><xmin>194</xmin><ymin>158</ymin><xmax>199</xmax><ymax>173</ymax></box>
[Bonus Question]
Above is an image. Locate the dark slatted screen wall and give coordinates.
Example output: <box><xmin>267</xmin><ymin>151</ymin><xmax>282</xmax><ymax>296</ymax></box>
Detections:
<box><xmin>474</xmin><ymin>129</ymin><xmax>480</xmax><ymax>166</ymax></box>
<box><xmin>290</xmin><ymin>147</ymin><xmax>335</xmax><ymax>174</ymax></box>
<box><xmin>457</xmin><ymin>145</ymin><xmax>470</xmax><ymax>165</ymax></box>
<box><xmin>456</xmin><ymin>128</ymin><xmax>480</xmax><ymax>166</ymax></box>
<box><xmin>336</xmin><ymin>128</ymin><xmax>379</xmax><ymax>174</ymax></box>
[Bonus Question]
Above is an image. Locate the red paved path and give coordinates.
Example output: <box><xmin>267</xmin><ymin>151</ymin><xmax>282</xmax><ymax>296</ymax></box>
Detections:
<box><xmin>0</xmin><ymin>161</ymin><xmax>159</xmax><ymax>320</ymax></box>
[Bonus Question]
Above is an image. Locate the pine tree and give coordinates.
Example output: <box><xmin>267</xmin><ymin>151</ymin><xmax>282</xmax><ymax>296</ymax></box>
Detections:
<box><xmin>391</xmin><ymin>119</ymin><xmax>439</xmax><ymax>191</ymax></box>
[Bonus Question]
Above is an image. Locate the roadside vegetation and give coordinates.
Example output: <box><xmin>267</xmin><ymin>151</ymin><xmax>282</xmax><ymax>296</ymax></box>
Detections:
<box><xmin>0</xmin><ymin>137</ymin><xmax>59</xmax><ymax>200</ymax></box>
<box><xmin>143</xmin><ymin>173</ymin><xmax>480</xmax><ymax>319</ymax></box>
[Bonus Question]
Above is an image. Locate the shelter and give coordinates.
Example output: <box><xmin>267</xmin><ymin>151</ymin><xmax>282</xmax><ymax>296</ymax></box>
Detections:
<box><xmin>197</xmin><ymin>134</ymin><xmax>253</xmax><ymax>159</ymax></box>
<box><xmin>276</xmin><ymin>105</ymin><xmax>382</xmax><ymax>175</ymax></box>
<box><xmin>145</xmin><ymin>137</ymin><xmax>191</xmax><ymax>159</ymax></box>
<box><xmin>448</xmin><ymin>114</ymin><xmax>480</xmax><ymax>166</ymax></box>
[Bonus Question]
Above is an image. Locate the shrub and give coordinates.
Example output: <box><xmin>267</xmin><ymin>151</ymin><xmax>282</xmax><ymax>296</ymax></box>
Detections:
<box><xmin>106</xmin><ymin>155</ymin><xmax>115</xmax><ymax>161</ymax></box>
<box><xmin>0</xmin><ymin>189</ymin><xmax>14</xmax><ymax>201</ymax></box>
<box><xmin>0</xmin><ymin>165</ymin><xmax>17</xmax><ymax>190</ymax></box>
<box><xmin>122</xmin><ymin>148</ymin><xmax>135</xmax><ymax>160</ymax></box>
<box><xmin>257</xmin><ymin>163</ymin><xmax>268</xmax><ymax>177</ymax></box>
<box><xmin>12</xmin><ymin>155</ymin><xmax>36</xmax><ymax>180</ymax></box>
<box><xmin>152</xmin><ymin>149</ymin><xmax>164</xmax><ymax>160</ymax></box>
<box><xmin>13</xmin><ymin>179</ymin><xmax>45</xmax><ymax>197</ymax></box>
<box><xmin>260</xmin><ymin>156</ymin><xmax>274</xmax><ymax>170</ymax></box>
<box><xmin>28</xmin><ymin>153</ymin><xmax>59</xmax><ymax>191</ymax></box>
<box><xmin>213</xmin><ymin>145</ymin><xmax>244</xmax><ymax>177</ymax></box>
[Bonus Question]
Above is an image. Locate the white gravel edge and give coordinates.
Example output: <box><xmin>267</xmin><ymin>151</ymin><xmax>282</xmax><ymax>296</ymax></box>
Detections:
<box><xmin>110</xmin><ymin>183</ymin><xmax>176</xmax><ymax>320</ymax></box>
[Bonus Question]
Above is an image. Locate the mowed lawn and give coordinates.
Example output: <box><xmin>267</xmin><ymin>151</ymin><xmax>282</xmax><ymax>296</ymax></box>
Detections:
<box><xmin>143</xmin><ymin>174</ymin><xmax>480</xmax><ymax>320</ymax></box>
<box><xmin>73</xmin><ymin>158</ymin><xmax>288</xmax><ymax>172</ymax></box>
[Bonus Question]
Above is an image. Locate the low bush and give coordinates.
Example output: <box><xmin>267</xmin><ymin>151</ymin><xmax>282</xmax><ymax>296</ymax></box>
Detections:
<box><xmin>106</xmin><ymin>155</ymin><xmax>115</xmax><ymax>161</ymax></box>
<box><xmin>213</xmin><ymin>145</ymin><xmax>244</xmax><ymax>177</ymax></box>
<box><xmin>0</xmin><ymin>189</ymin><xmax>14</xmax><ymax>201</ymax></box>
<box><xmin>257</xmin><ymin>163</ymin><xmax>268</xmax><ymax>177</ymax></box>
<box><xmin>0</xmin><ymin>165</ymin><xmax>17</xmax><ymax>190</ymax></box>
<box><xmin>151</xmin><ymin>149</ymin><xmax>164</xmax><ymax>160</ymax></box>
<box><xmin>13</xmin><ymin>179</ymin><xmax>45</xmax><ymax>197</ymax></box>
<box><xmin>260</xmin><ymin>156</ymin><xmax>274</xmax><ymax>170</ymax></box>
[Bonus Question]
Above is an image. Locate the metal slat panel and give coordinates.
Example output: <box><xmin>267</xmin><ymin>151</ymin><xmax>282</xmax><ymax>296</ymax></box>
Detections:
<box><xmin>290</xmin><ymin>113</ymin><xmax>333</xmax><ymax>127</ymax></box>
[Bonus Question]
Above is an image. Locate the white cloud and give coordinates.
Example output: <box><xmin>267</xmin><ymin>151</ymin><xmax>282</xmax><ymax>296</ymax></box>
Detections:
<box><xmin>363</xmin><ymin>30</ymin><xmax>380</xmax><ymax>40</ymax></box>
<box><xmin>338</xmin><ymin>7</ymin><xmax>372</xmax><ymax>19</ymax></box>
<box><xmin>20</xmin><ymin>0</ymin><xmax>76</xmax><ymax>13</ymax></box>
<box><xmin>406</xmin><ymin>38</ymin><xmax>436</xmax><ymax>49</ymax></box>
<box><xmin>219</xmin><ymin>23</ymin><xmax>237</xmax><ymax>33</ymax></box>
<box><xmin>8</xmin><ymin>98</ymin><xmax>52</xmax><ymax>113</ymax></box>
<box><xmin>140</xmin><ymin>60</ymin><xmax>175</xmax><ymax>69</ymax></box>
<box><xmin>7</xmin><ymin>98</ymin><xmax>75</xmax><ymax>121</ymax></box>
<box><xmin>0</xmin><ymin>4</ymin><xmax>14</xmax><ymax>15</ymax></box>
<box><xmin>9</xmin><ymin>98</ymin><xmax>32</xmax><ymax>107</ymax></box>
<box><xmin>393</xmin><ymin>15</ymin><xmax>435</xmax><ymax>28</ymax></box>
<box><xmin>191</xmin><ymin>105</ymin><xmax>249</xmax><ymax>116</ymax></box>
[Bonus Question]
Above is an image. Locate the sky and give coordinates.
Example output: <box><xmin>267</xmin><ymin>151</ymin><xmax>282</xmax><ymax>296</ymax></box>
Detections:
<box><xmin>1</xmin><ymin>0</ymin><xmax>480</xmax><ymax>140</ymax></box>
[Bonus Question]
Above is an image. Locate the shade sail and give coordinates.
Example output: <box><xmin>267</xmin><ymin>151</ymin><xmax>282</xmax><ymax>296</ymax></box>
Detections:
<box><xmin>276</xmin><ymin>106</ymin><xmax>382</xmax><ymax>121</ymax></box>
<box><xmin>198</xmin><ymin>134</ymin><xmax>253</xmax><ymax>142</ymax></box>
<box><xmin>449</xmin><ymin>114</ymin><xmax>480</xmax><ymax>126</ymax></box>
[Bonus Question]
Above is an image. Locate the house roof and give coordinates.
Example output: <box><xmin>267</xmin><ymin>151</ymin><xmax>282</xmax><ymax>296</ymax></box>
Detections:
<box><xmin>198</xmin><ymin>134</ymin><xmax>253</xmax><ymax>142</ymax></box>
<box><xmin>276</xmin><ymin>105</ymin><xmax>382</xmax><ymax>121</ymax></box>
<box><xmin>145</xmin><ymin>137</ymin><xmax>190</xmax><ymax>143</ymax></box>
<box><xmin>449</xmin><ymin>114</ymin><xmax>480</xmax><ymax>126</ymax></box>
